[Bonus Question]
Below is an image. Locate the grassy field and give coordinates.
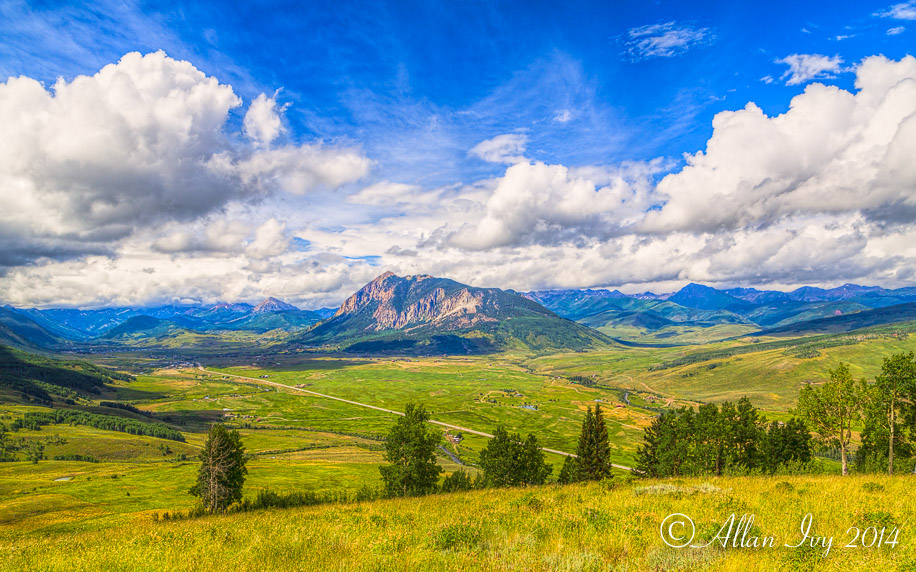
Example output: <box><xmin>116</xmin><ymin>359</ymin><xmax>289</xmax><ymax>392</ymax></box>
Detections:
<box><xmin>3</xmin><ymin>329</ymin><xmax>916</xmax><ymax>571</ymax></box>
<box><xmin>1</xmin><ymin>475</ymin><xmax>912</xmax><ymax>571</ymax></box>
<box><xmin>527</xmin><ymin>334</ymin><xmax>916</xmax><ymax>411</ymax></box>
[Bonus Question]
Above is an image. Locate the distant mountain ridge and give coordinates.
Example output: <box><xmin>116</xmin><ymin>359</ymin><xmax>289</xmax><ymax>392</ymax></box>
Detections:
<box><xmin>524</xmin><ymin>282</ymin><xmax>916</xmax><ymax>338</ymax></box>
<box><xmin>1</xmin><ymin>296</ymin><xmax>320</xmax><ymax>343</ymax></box>
<box><xmin>3</xmin><ymin>279</ymin><xmax>916</xmax><ymax>352</ymax></box>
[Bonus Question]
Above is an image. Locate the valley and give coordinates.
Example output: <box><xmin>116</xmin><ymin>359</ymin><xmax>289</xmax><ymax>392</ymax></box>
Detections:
<box><xmin>2</xmin><ymin>273</ymin><xmax>916</xmax><ymax>569</ymax></box>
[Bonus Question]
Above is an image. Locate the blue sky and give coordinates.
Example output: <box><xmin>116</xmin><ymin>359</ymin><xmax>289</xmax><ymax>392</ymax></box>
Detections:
<box><xmin>1</xmin><ymin>1</ymin><xmax>915</xmax><ymax>307</ymax></box>
<box><xmin>5</xmin><ymin>0</ymin><xmax>910</xmax><ymax>181</ymax></box>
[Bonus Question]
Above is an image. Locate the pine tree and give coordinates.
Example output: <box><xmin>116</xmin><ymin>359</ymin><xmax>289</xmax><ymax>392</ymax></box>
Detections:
<box><xmin>189</xmin><ymin>424</ymin><xmax>247</xmax><ymax>513</ymax></box>
<box><xmin>379</xmin><ymin>403</ymin><xmax>442</xmax><ymax>497</ymax></box>
<box><xmin>479</xmin><ymin>427</ymin><xmax>551</xmax><ymax>487</ymax></box>
<box><xmin>634</xmin><ymin>413</ymin><xmax>664</xmax><ymax>478</ymax></box>
<box><xmin>519</xmin><ymin>433</ymin><xmax>552</xmax><ymax>485</ymax></box>
<box><xmin>575</xmin><ymin>404</ymin><xmax>613</xmax><ymax>481</ymax></box>
<box><xmin>557</xmin><ymin>455</ymin><xmax>580</xmax><ymax>483</ymax></box>
<box><xmin>734</xmin><ymin>397</ymin><xmax>763</xmax><ymax>469</ymax></box>
<box><xmin>441</xmin><ymin>469</ymin><xmax>474</xmax><ymax>492</ymax></box>
<box><xmin>479</xmin><ymin>426</ymin><xmax>518</xmax><ymax>487</ymax></box>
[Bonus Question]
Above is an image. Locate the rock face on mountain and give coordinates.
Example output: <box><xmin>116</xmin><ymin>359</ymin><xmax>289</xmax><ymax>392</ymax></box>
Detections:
<box><xmin>252</xmin><ymin>297</ymin><xmax>299</xmax><ymax>313</ymax></box>
<box><xmin>332</xmin><ymin>272</ymin><xmax>511</xmax><ymax>330</ymax></box>
<box><xmin>301</xmin><ymin>272</ymin><xmax>611</xmax><ymax>353</ymax></box>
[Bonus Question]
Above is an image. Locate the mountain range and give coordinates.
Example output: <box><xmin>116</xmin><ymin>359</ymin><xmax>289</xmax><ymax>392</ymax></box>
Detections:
<box><xmin>523</xmin><ymin>282</ymin><xmax>916</xmax><ymax>337</ymax></box>
<box><xmin>2</xmin><ymin>276</ymin><xmax>916</xmax><ymax>354</ymax></box>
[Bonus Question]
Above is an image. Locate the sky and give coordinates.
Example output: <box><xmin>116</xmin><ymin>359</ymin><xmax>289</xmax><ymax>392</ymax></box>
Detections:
<box><xmin>1</xmin><ymin>0</ymin><xmax>915</xmax><ymax>309</ymax></box>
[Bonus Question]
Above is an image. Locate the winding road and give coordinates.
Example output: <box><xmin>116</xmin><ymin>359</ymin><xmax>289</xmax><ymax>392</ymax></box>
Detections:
<box><xmin>198</xmin><ymin>365</ymin><xmax>632</xmax><ymax>471</ymax></box>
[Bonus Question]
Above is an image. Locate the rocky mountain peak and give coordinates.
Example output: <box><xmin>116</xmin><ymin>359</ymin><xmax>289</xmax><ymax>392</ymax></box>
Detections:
<box><xmin>252</xmin><ymin>297</ymin><xmax>299</xmax><ymax>313</ymax></box>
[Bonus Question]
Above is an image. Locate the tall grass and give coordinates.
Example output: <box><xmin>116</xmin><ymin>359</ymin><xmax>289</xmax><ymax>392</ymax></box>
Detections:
<box><xmin>2</xmin><ymin>475</ymin><xmax>914</xmax><ymax>571</ymax></box>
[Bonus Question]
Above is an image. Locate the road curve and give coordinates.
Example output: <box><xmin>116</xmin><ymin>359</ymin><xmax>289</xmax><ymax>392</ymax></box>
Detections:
<box><xmin>198</xmin><ymin>365</ymin><xmax>632</xmax><ymax>471</ymax></box>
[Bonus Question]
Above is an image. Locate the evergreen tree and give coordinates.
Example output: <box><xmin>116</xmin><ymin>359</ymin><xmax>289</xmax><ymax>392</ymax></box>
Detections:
<box><xmin>695</xmin><ymin>403</ymin><xmax>724</xmax><ymax>475</ymax></box>
<box><xmin>557</xmin><ymin>455</ymin><xmax>580</xmax><ymax>483</ymax></box>
<box><xmin>660</xmin><ymin>407</ymin><xmax>694</xmax><ymax>476</ymax></box>
<box><xmin>479</xmin><ymin>427</ymin><xmax>551</xmax><ymax>487</ymax></box>
<box><xmin>519</xmin><ymin>433</ymin><xmax>552</xmax><ymax>485</ymax></box>
<box><xmin>761</xmin><ymin>418</ymin><xmax>811</xmax><ymax>472</ymax></box>
<box><xmin>189</xmin><ymin>424</ymin><xmax>247</xmax><ymax>513</ymax></box>
<box><xmin>634</xmin><ymin>413</ymin><xmax>664</xmax><ymax>478</ymax></box>
<box><xmin>575</xmin><ymin>404</ymin><xmax>614</xmax><ymax>481</ymax></box>
<box><xmin>479</xmin><ymin>426</ymin><xmax>518</xmax><ymax>487</ymax></box>
<box><xmin>734</xmin><ymin>397</ymin><xmax>763</xmax><ymax>469</ymax></box>
<box><xmin>575</xmin><ymin>406</ymin><xmax>596</xmax><ymax>473</ymax></box>
<box><xmin>379</xmin><ymin>403</ymin><xmax>442</xmax><ymax>497</ymax></box>
<box><xmin>441</xmin><ymin>469</ymin><xmax>474</xmax><ymax>492</ymax></box>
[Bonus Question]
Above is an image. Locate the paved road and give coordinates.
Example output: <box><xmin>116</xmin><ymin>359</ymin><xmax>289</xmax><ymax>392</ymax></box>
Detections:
<box><xmin>198</xmin><ymin>365</ymin><xmax>632</xmax><ymax>471</ymax></box>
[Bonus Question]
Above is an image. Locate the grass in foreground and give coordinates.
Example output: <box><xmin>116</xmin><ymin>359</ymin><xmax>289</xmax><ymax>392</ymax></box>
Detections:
<box><xmin>2</xmin><ymin>475</ymin><xmax>913</xmax><ymax>571</ymax></box>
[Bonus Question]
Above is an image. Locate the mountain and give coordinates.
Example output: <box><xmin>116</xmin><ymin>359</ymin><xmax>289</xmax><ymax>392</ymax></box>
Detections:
<box><xmin>252</xmin><ymin>297</ymin><xmax>299</xmax><ymax>313</ymax></box>
<box><xmin>667</xmin><ymin>283</ymin><xmax>752</xmax><ymax>311</ymax></box>
<box><xmin>523</xmin><ymin>289</ymin><xmax>628</xmax><ymax>321</ymax></box>
<box><xmin>0</xmin><ymin>308</ymin><xmax>64</xmax><ymax>349</ymax></box>
<box><xmin>0</xmin><ymin>344</ymin><xmax>130</xmax><ymax>403</ymax></box>
<box><xmin>100</xmin><ymin>316</ymin><xmax>184</xmax><ymax>339</ymax></box>
<box><xmin>753</xmin><ymin>302</ymin><xmax>916</xmax><ymax>336</ymax></box>
<box><xmin>223</xmin><ymin>310</ymin><xmax>321</xmax><ymax>332</ymax></box>
<box><xmin>315</xmin><ymin>307</ymin><xmax>339</xmax><ymax>319</ymax></box>
<box><xmin>299</xmin><ymin>272</ymin><xmax>612</xmax><ymax>353</ymax></box>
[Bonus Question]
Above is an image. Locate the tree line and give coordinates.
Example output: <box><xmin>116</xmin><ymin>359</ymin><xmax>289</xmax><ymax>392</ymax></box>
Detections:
<box><xmin>10</xmin><ymin>410</ymin><xmax>185</xmax><ymax>442</ymax></box>
<box><xmin>187</xmin><ymin>353</ymin><xmax>916</xmax><ymax>514</ymax></box>
<box><xmin>634</xmin><ymin>351</ymin><xmax>916</xmax><ymax>477</ymax></box>
<box><xmin>189</xmin><ymin>401</ymin><xmax>619</xmax><ymax>513</ymax></box>
<box><xmin>634</xmin><ymin>397</ymin><xmax>812</xmax><ymax>477</ymax></box>
<box><xmin>796</xmin><ymin>352</ymin><xmax>916</xmax><ymax>475</ymax></box>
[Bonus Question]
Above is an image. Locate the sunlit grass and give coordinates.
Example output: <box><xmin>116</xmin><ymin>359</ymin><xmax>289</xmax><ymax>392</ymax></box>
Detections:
<box><xmin>1</xmin><ymin>475</ymin><xmax>912</xmax><ymax>571</ymax></box>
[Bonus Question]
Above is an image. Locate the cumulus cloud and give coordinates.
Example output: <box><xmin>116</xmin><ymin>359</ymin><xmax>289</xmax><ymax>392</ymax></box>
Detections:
<box><xmin>469</xmin><ymin>133</ymin><xmax>528</xmax><ymax>164</ymax></box>
<box><xmin>243</xmin><ymin>92</ymin><xmax>287</xmax><ymax>146</ymax></box>
<box><xmin>776</xmin><ymin>53</ymin><xmax>845</xmax><ymax>85</ymax></box>
<box><xmin>446</xmin><ymin>159</ymin><xmax>666</xmax><ymax>250</ymax></box>
<box><xmin>245</xmin><ymin>218</ymin><xmax>290</xmax><ymax>260</ymax></box>
<box><xmin>877</xmin><ymin>1</ymin><xmax>916</xmax><ymax>20</ymax></box>
<box><xmin>625</xmin><ymin>22</ymin><xmax>713</xmax><ymax>60</ymax></box>
<box><xmin>0</xmin><ymin>51</ymin><xmax>369</xmax><ymax>268</ymax></box>
<box><xmin>6</xmin><ymin>55</ymin><xmax>916</xmax><ymax>307</ymax></box>
<box><xmin>642</xmin><ymin>55</ymin><xmax>916</xmax><ymax>234</ymax></box>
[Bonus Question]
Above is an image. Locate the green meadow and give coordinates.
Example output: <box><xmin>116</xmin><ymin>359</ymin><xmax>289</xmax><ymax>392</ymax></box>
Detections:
<box><xmin>2</xmin><ymin>475</ymin><xmax>913</xmax><ymax>571</ymax></box>
<box><xmin>2</xmin><ymin>329</ymin><xmax>915</xmax><ymax>569</ymax></box>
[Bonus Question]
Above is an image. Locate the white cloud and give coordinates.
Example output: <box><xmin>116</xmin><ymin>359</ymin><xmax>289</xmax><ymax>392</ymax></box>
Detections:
<box><xmin>243</xmin><ymin>92</ymin><xmax>286</xmax><ymax>146</ymax></box>
<box><xmin>625</xmin><ymin>22</ymin><xmax>713</xmax><ymax>60</ymax></box>
<box><xmin>469</xmin><ymin>133</ymin><xmax>528</xmax><ymax>164</ymax></box>
<box><xmin>245</xmin><ymin>218</ymin><xmax>290</xmax><ymax>260</ymax></box>
<box><xmin>776</xmin><ymin>54</ymin><xmax>845</xmax><ymax>85</ymax></box>
<box><xmin>6</xmin><ymin>55</ymin><xmax>916</xmax><ymax>307</ymax></box>
<box><xmin>887</xmin><ymin>26</ymin><xmax>906</xmax><ymax>34</ymax></box>
<box><xmin>446</xmin><ymin>159</ymin><xmax>666</xmax><ymax>250</ymax></box>
<box><xmin>0</xmin><ymin>51</ymin><xmax>369</xmax><ymax>268</ymax></box>
<box><xmin>553</xmin><ymin>109</ymin><xmax>572</xmax><ymax>123</ymax></box>
<box><xmin>347</xmin><ymin>181</ymin><xmax>423</xmax><ymax>206</ymax></box>
<box><xmin>642</xmin><ymin>55</ymin><xmax>916</xmax><ymax>234</ymax></box>
<box><xmin>877</xmin><ymin>2</ymin><xmax>916</xmax><ymax>20</ymax></box>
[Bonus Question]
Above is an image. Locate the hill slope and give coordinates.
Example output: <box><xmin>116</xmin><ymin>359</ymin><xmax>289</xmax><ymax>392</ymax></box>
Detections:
<box><xmin>300</xmin><ymin>272</ymin><xmax>612</xmax><ymax>353</ymax></box>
